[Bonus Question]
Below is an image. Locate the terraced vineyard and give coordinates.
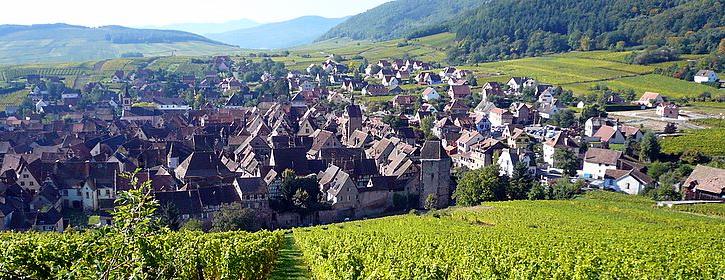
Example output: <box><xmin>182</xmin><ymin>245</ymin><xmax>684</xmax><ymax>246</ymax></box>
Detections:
<box><xmin>294</xmin><ymin>192</ymin><xmax>725</xmax><ymax>279</ymax></box>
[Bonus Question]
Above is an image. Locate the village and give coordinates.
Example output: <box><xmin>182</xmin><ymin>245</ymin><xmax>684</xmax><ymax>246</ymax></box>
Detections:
<box><xmin>0</xmin><ymin>54</ymin><xmax>722</xmax><ymax>232</ymax></box>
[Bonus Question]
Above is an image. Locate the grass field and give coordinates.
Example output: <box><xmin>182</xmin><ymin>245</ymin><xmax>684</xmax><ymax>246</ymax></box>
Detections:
<box><xmin>0</xmin><ymin>87</ymin><xmax>28</xmax><ymax>110</ymax></box>
<box><xmin>294</xmin><ymin>191</ymin><xmax>725</xmax><ymax>279</ymax></box>
<box><xmin>661</xmin><ymin>128</ymin><xmax>725</xmax><ymax>157</ymax></box>
<box><xmin>567</xmin><ymin>74</ymin><xmax>718</xmax><ymax>99</ymax></box>
<box><xmin>672</xmin><ymin>203</ymin><xmax>725</xmax><ymax>218</ymax></box>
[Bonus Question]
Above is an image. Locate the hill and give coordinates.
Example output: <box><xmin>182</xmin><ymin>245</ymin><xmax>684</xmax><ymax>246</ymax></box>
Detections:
<box><xmin>293</xmin><ymin>191</ymin><xmax>725</xmax><ymax>279</ymax></box>
<box><xmin>207</xmin><ymin>16</ymin><xmax>347</xmax><ymax>49</ymax></box>
<box><xmin>449</xmin><ymin>0</ymin><xmax>724</xmax><ymax>63</ymax></box>
<box><xmin>0</xmin><ymin>24</ymin><xmax>240</xmax><ymax>65</ymax></box>
<box><xmin>319</xmin><ymin>0</ymin><xmax>483</xmax><ymax>41</ymax></box>
<box><xmin>143</xmin><ymin>19</ymin><xmax>260</xmax><ymax>35</ymax></box>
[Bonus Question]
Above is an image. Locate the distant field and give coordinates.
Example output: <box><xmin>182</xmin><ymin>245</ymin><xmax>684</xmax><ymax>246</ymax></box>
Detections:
<box><xmin>0</xmin><ymin>88</ymin><xmax>28</xmax><ymax>110</ymax></box>
<box><xmin>661</xmin><ymin>128</ymin><xmax>725</xmax><ymax>157</ymax></box>
<box><xmin>567</xmin><ymin>74</ymin><xmax>718</xmax><ymax>99</ymax></box>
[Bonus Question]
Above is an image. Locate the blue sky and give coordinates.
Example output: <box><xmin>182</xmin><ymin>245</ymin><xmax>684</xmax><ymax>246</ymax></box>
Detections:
<box><xmin>1</xmin><ymin>0</ymin><xmax>391</xmax><ymax>26</ymax></box>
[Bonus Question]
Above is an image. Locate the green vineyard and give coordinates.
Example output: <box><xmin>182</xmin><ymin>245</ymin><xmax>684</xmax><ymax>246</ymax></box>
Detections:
<box><xmin>0</xmin><ymin>230</ymin><xmax>283</xmax><ymax>279</ymax></box>
<box><xmin>0</xmin><ymin>67</ymin><xmax>88</xmax><ymax>81</ymax></box>
<box><xmin>294</xmin><ymin>192</ymin><xmax>725</xmax><ymax>279</ymax></box>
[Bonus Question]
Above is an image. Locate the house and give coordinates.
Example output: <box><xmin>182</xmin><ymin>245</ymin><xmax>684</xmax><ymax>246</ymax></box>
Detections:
<box><xmin>421</xmin><ymin>87</ymin><xmax>440</xmax><ymax>101</ymax></box>
<box><xmin>583</xmin><ymin>148</ymin><xmax>622</xmax><ymax>179</ymax></box>
<box><xmin>392</xmin><ymin>95</ymin><xmax>417</xmax><ymax>110</ymax></box>
<box><xmin>656</xmin><ymin>103</ymin><xmax>679</xmax><ymax>119</ymax></box>
<box><xmin>593</xmin><ymin>125</ymin><xmax>626</xmax><ymax>145</ymax></box>
<box><xmin>636</xmin><ymin>92</ymin><xmax>664</xmax><ymax>108</ymax></box>
<box><xmin>694</xmin><ymin>70</ymin><xmax>719</xmax><ymax>84</ymax></box>
<box><xmin>683</xmin><ymin>165</ymin><xmax>725</xmax><ymax>200</ymax></box>
<box><xmin>489</xmin><ymin>108</ymin><xmax>513</xmax><ymax>127</ymax></box>
<box><xmin>416</xmin><ymin>72</ymin><xmax>442</xmax><ymax>85</ymax></box>
<box><xmin>506</xmin><ymin>77</ymin><xmax>531</xmax><ymax>93</ymax></box>
<box><xmin>444</xmin><ymin>99</ymin><xmax>469</xmax><ymax>117</ymax></box>
<box><xmin>448</xmin><ymin>85</ymin><xmax>471</xmax><ymax>99</ymax></box>
<box><xmin>456</xmin><ymin>130</ymin><xmax>484</xmax><ymax>153</ymax></box>
<box><xmin>439</xmin><ymin>67</ymin><xmax>457</xmax><ymax>79</ymax></box>
<box><xmin>497</xmin><ymin>148</ymin><xmax>536</xmax><ymax>176</ymax></box>
<box><xmin>604</xmin><ymin>169</ymin><xmax>653</xmax><ymax>195</ymax></box>
<box><xmin>481</xmin><ymin>82</ymin><xmax>503</xmax><ymax>97</ymax></box>
<box><xmin>382</xmin><ymin>76</ymin><xmax>400</xmax><ymax>87</ymax></box>
<box><xmin>543</xmin><ymin>132</ymin><xmax>579</xmax><ymax>167</ymax></box>
<box><xmin>585</xmin><ymin>117</ymin><xmax>615</xmax><ymax>137</ymax></box>
<box><xmin>362</xmin><ymin>84</ymin><xmax>388</xmax><ymax>96</ymax></box>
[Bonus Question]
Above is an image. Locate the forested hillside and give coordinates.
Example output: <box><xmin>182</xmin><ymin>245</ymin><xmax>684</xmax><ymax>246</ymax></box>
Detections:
<box><xmin>319</xmin><ymin>0</ymin><xmax>483</xmax><ymax>41</ymax></box>
<box><xmin>448</xmin><ymin>0</ymin><xmax>724</xmax><ymax>63</ymax></box>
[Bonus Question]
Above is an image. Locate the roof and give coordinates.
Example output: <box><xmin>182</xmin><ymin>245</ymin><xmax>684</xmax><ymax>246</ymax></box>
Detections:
<box><xmin>420</xmin><ymin>140</ymin><xmax>449</xmax><ymax>160</ymax></box>
<box><xmin>639</xmin><ymin>92</ymin><xmax>662</xmax><ymax>102</ymax></box>
<box><xmin>584</xmin><ymin>148</ymin><xmax>622</xmax><ymax>165</ymax></box>
<box><xmin>593</xmin><ymin>125</ymin><xmax>618</xmax><ymax>142</ymax></box>
<box><xmin>605</xmin><ymin>169</ymin><xmax>653</xmax><ymax>185</ymax></box>
<box><xmin>695</xmin><ymin>70</ymin><xmax>716</xmax><ymax>77</ymax></box>
<box><xmin>684</xmin><ymin>165</ymin><xmax>725</xmax><ymax>194</ymax></box>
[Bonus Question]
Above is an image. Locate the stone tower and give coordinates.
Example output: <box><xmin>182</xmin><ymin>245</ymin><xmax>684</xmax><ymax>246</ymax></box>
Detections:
<box><xmin>419</xmin><ymin>140</ymin><xmax>452</xmax><ymax>208</ymax></box>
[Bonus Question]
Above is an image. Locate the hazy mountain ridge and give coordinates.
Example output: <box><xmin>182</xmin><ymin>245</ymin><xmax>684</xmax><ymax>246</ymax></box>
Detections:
<box><xmin>208</xmin><ymin>16</ymin><xmax>347</xmax><ymax>49</ymax></box>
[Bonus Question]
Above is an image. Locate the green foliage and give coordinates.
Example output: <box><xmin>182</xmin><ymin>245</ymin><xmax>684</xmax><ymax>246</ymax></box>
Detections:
<box><xmin>321</xmin><ymin>0</ymin><xmax>481</xmax><ymax>41</ymax></box>
<box><xmin>419</xmin><ymin>116</ymin><xmax>436</xmax><ymax>140</ymax></box>
<box><xmin>548</xmin><ymin>109</ymin><xmax>575</xmax><ymax>128</ymax></box>
<box><xmin>662</xmin><ymin>128</ymin><xmax>725</xmax><ymax>157</ymax></box>
<box><xmin>453</xmin><ymin>165</ymin><xmax>508</xmax><ymax>206</ymax></box>
<box><xmin>0</xmin><ymin>169</ymin><xmax>283</xmax><ymax>279</ymax></box>
<box><xmin>211</xmin><ymin>203</ymin><xmax>259</xmax><ymax>232</ymax></box>
<box><xmin>625</xmin><ymin>47</ymin><xmax>680</xmax><ymax>65</ymax></box>
<box><xmin>450</xmin><ymin>0</ymin><xmax>723</xmax><ymax>63</ymax></box>
<box><xmin>508</xmin><ymin>163</ymin><xmax>534</xmax><ymax>200</ymax></box>
<box><xmin>554</xmin><ymin>149</ymin><xmax>579</xmax><ymax>177</ymax></box>
<box><xmin>424</xmin><ymin>194</ymin><xmax>438</xmax><ymax>211</ymax></box>
<box><xmin>672</xmin><ymin>203</ymin><xmax>725</xmax><ymax>218</ymax></box>
<box><xmin>639</xmin><ymin>132</ymin><xmax>660</xmax><ymax>162</ymax></box>
<box><xmin>294</xmin><ymin>191</ymin><xmax>725</xmax><ymax>279</ymax></box>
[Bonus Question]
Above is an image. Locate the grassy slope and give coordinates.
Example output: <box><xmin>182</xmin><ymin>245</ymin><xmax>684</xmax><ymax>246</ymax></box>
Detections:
<box><xmin>0</xmin><ymin>39</ymin><xmax>240</xmax><ymax>65</ymax></box>
<box><xmin>661</xmin><ymin>118</ymin><xmax>725</xmax><ymax>157</ymax></box>
<box><xmin>294</xmin><ymin>191</ymin><xmax>725</xmax><ymax>279</ymax></box>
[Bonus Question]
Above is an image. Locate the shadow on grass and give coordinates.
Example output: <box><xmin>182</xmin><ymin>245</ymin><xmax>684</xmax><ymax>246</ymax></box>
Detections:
<box><xmin>270</xmin><ymin>234</ymin><xmax>311</xmax><ymax>280</ymax></box>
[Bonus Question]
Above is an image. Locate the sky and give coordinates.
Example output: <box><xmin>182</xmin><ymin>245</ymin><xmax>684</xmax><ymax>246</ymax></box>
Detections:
<box><xmin>0</xmin><ymin>0</ymin><xmax>392</xmax><ymax>26</ymax></box>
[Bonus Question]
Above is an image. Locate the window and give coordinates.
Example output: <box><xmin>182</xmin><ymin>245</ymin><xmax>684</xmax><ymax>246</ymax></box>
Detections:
<box><xmin>29</xmin><ymin>182</ymin><xmax>34</xmax><ymax>186</ymax></box>
<box><xmin>20</xmin><ymin>182</ymin><xmax>25</xmax><ymax>186</ymax></box>
<box><xmin>22</xmin><ymin>174</ymin><xmax>29</xmax><ymax>179</ymax></box>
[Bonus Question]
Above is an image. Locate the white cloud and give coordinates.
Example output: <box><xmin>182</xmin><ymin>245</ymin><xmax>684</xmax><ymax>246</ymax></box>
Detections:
<box><xmin>2</xmin><ymin>0</ymin><xmax>390</xmax><ymax>26</ymax></box>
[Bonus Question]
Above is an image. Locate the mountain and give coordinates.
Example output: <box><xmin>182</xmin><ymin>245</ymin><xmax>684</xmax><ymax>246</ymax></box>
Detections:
<box><xmin>0</xmin><ymin>24</ymin><xmax>240</xmax><ymax>65</ymax></box>
<box><xmin>207</xmin><ymin>16</ymin><xmax>347</xmax><ymax>49</ymax></box>
<box><xmin>319</xmin><ymin>0</ymin><xmax>483</xmax><ymax>41</ymax></box>
<box><xmin>143</xmin><ymin>19</ymin><xmax>260</xmax><ymax>36</ymax></box>
<box><xmin>448</xmin><ymin>0</ymin><xmax>724</xmax><ymax>63</ymax></box>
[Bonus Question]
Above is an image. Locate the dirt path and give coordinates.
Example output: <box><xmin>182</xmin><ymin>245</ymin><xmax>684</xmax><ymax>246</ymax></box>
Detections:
<box><xmin>269</xmin><ymin>234</ymin><xmax>311</xmax><ymax>280</ymax></box>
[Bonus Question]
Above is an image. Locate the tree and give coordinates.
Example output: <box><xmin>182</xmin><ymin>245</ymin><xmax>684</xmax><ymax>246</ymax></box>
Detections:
<box><xmin>424</xmin><ymin>194</ymin><xmax>438</xmax><ymax>210</ymax></box>
<box><xmin>156</xmin><ymin>203</ymin><xmax>180</xmax><ymax>230</ymax></box>
<box><xmin>554</xmin><ymin>149</ymin><xmax>579</xmax><ymax>177</ymax></box>
<box><xmin>507</xmin><ymin>162</ymin><xmax>533</xmax><ymax>200</ymax></box>
<box><xmin>681</xmin><ymin>149</ymin><xmax>706</xmax><ymax>164</ymax></box>
<box><xmin>527</xmin><ymin>183</ymin><xmax>549</xmax><ymax>200</ymax></box>
<box><xmin>663</xmin><ymin>122</ymin><xmax>677</xmax><ymax>134</ymax></box>
<box><xmin>420</xmin><ymin>116</ymin><xmax>436</xmax><ymax>140</ymax></box>
<box><xmin>580</xmin><ymin>35</ymin><xmax>592</xmax><ymax>51</ymax></box>
<box><xmin>579</xmin><ymin>104</ymin><xmax>607</xmax><ymax>123</ymax></box>
<box><xmin>549</xmin><ymin>109</ymin><xmax>575</xmax><ymax>128</ymax></box>
<box><xmin>211</xmin><ymin>203</ymin><xmax>258</xmax><ymax>232</ymax></box>
<box><xmin>647</xmin><ymin>161</ymin><xmax>670</xmax><ymax>181</ymax></box>
<box><xmin>453</xmin><ymin>165</ymin><xmax>507</xmax><ymax>206</ymax></box>
<box><xmin>180</xmin><ymin>219</ymin><xmax>205</xmax><ymax>231</ymax></box>
<box><xmin>550</xmin><ymin>180</ymin><xmax>584</xmax><ymax>200</ymax></box>
<box><xmin>639</xmin><ymin>132</ymin><xmax>660</xmax><ymax>162</ymax></box>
